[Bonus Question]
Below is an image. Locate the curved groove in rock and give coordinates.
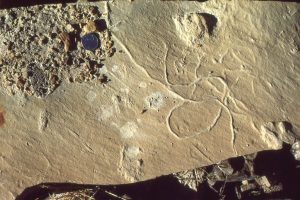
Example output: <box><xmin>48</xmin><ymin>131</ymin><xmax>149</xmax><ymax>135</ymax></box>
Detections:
<box><xmin>168</xmin><ymin>100</ymin><xmax>222</xmax><ymax>139</ymax></box>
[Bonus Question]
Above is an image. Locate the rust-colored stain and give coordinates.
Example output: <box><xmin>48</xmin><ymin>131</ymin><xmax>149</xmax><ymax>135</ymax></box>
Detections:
<box><xmin>0</xmin><ymin>106</ymin><xmax>5</xmax><ymax>128</ymax></box>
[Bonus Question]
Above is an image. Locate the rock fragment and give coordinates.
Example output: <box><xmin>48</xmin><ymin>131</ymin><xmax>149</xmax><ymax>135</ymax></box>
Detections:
<box><xmin>59</xmin><ymin>32</ymin><xmax>71</xmax><ymax>52</ymax></box>
<box><xmin>173</xmin><ymin>13</ymin><xmax>208</xmax><ymax>47</ymax></box>
<box><xmin>291</xmin><ymin>141</ymin><xmax>300</xmax><ymax>161</ymax></box>
<box><xmin>83</xmin><ymin>20</ymin><xmax>98</xmax><ymax>33</ymax></box>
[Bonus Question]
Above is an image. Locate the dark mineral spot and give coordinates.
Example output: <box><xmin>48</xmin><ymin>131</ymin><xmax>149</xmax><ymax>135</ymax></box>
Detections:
<box><xmin>95</xmin><ymin>19</ymin><xmax>108</xmax><ymax>32</ymax></box>
<box><xmin>141</xmin><ymin>109</ymin><xmax>148</xmax><ymax>114</ymax></box>
<box><xmin>0</xmin><ymin>108</ymin><xmax>5</xmax><ymax>128</ymax></box>
<box><xmin>41</xmin><ymin>37</ymin><xmax>49</xmax><ymax>45</ymax></box>
<box><xmin>99</xmin><ymin>74</ymin><xmax>110</xmax><ymax>84</ymax></box>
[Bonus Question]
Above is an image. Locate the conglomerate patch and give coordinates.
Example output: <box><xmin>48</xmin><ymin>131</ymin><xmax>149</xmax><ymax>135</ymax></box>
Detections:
<box><xmin>0</xmin><ymin>4</ymin><xmax>114</xmax><ymax>98</ymax></box>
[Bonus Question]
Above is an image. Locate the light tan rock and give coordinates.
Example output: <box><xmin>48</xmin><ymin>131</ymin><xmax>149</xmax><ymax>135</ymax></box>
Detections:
<box><xmin>83</xmin><ymin>21</ymin><xmax>98</xmax><ymax>33</ymax></box>
<box><xmin>59</xmin><ymin>32</ymin><xmax>71</xmax><ymax>52</ymax></box>
<box><xmin>173</xmin><ymin>12</ymin><xmax>208</xmax><ymax>47</ymax></box>
<box><xmin>0</xmin><ymin>0</ymin><xmax>300</xmax><ymax>199</ymax></box>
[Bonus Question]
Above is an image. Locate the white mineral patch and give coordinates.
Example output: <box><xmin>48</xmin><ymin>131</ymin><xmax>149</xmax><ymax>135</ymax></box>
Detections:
<box><xmin>119</xmin><ymin>145</ymin><xmax>144</xmax><ymax>182</ymax></box>
<box><xmin>86</xmin><ymin>91</ymin><xmax>97</xmax><ymax>102</ymax></box>
<box><xmin>112</xmin><ymin>65</ymin><xmax>119</xmax><ymax>72</ymax></box>
<box><xmin>125</xmin><ymin>146</ymin><xmax>141</xmax><ymax>159</ymax></box>
<box><xmin>145</xmin><ymin>92</ymin><xmax>164</xmax><ymax>110</ymax></box>
<box><xmin>119</xmin><ymin>122</ymin><xmax>139</xmax><ymax>139</ymax></box>
<box><xmin>139</xmin><ymin>82</ymin><xmax>147</xmax><ymax>88</ymax></box>
<box><xmin>100</xmin><ymin>65</ymin><xmax>108</xmax><ymax>74</ymax></box>
<box><xmin>97</xmin><ymin>106</ymin><xmax>114</xmax><ymax>122</ymax></box>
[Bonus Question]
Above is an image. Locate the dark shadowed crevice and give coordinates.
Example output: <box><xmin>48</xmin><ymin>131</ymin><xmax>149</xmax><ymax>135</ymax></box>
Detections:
<box><xmin>198</xmin><ymin>13</ymin><xmax>218</xmax><ymax>36</ymax></box>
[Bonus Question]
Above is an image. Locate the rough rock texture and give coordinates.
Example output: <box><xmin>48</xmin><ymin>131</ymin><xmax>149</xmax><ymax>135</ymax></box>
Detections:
<box><xmin>0</xmin><ymin>0</ymin><xmax>299</xmax><ymax>199</ymax></box>
<box><xmin>0</xmin><ymin>4</ymin><xmax>113</xmax><ymax>98</ymax></box>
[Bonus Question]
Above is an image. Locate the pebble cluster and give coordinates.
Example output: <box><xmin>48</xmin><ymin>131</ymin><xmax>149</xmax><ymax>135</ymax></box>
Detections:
<box><xmin>0</xmin><ymin>4</ymin><xmax>114</xmax><ymax>98</ymax></box>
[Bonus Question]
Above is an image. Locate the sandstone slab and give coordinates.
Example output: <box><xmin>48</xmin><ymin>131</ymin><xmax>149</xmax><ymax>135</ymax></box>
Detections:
<box><xmin>0</xmin><ymin>0</ymin><xmax>299</xmax><ymax>199</ymax></box>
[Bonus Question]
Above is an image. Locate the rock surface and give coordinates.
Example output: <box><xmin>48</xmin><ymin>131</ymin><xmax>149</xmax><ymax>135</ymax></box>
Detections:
<box><xmin>0</xmin><ymin>0</ymin><xmax>299</xmax><ymax>199</ymax></box>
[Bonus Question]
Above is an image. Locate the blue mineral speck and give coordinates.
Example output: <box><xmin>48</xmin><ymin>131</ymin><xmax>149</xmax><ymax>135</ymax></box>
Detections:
<box><xmin>81</xmin><ymin>33</ymin><xmax>99</xmax><ymax>51</ymax></box>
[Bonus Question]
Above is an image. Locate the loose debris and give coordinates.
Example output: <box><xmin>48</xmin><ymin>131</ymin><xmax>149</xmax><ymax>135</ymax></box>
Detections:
<box><xmin>47</xmin><ymin>189</ymin><xmax>96</xmax><ymax>200</ymax></box>
<box><xmin>174</xmin><ymin>143</ymin><xmax>300</xmax><ymax>200</ymax></box>
<box><xmin>291</xmin><ymin>141</ymin><xmax>300</xmax><ymax>161</ymax></box>
<box><xmin>235</xmin><ymin>175</ymin><xmax>283</xmax><ymax>199</ymax></box>
<box><xmin>46</xmin><ymin>188</ymin><xmax>131</xmax><ymax>200</ymax></box>
<box><xmin>175</xmin><ymin>168</ymin><xmax>205</xmax><ymax>191</ymax></box>
<box><xmin>0</xmin><ymin>4</ymin><xmax>114</xmax><ymax>98</ymax></box>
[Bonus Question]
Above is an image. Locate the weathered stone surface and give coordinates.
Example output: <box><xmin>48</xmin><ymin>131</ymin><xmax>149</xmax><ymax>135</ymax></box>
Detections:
<box><xmin>0</xmin><ymin>0</ymin><xmax>299</xmax><ymax>199</ymax></box>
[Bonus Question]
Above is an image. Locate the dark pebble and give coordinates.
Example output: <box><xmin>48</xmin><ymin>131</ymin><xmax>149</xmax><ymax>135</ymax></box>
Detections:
<box><xmin>81</xmin><ymin>33</ymin><xmax>99</xmax><ymax>51</ymax></box>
